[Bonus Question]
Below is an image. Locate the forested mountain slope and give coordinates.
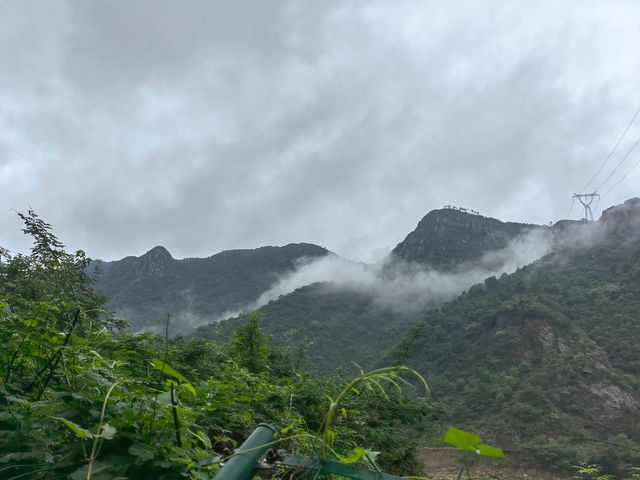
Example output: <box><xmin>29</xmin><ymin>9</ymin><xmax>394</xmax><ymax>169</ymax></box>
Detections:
<box><xmin>194</xmin><ymin>282</ymin><xmax>421</xmax><ymax>371</ymax></box>
<box><xmin>196</xmin><ymin>210</ymin><xmax>557</xmax><ymax>371</ymax></box>
<box><xmin>94</xmin><ymin>243</ymin><xmax>329</xmax><ymax>332</ymax></box>
<box><xmin>383</xmin><ymin>198</ymin><xmax>640</xmax><ymax>471</ymax></box>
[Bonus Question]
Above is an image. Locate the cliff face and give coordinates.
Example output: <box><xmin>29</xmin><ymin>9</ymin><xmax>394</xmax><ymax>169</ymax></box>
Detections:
<box><xmin>391</xmin><ymin>208</ymin><xmax>542</xmax><ymax>269</ymax></box>
<box><xmin>601</xmin><ymin>197</ymin><xmax>640</xmax><ymax>235</ymax></box>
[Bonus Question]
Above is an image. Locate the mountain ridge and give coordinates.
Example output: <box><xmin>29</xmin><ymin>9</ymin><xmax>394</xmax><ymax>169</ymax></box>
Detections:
<box><xmin>381</xmin><ymin>197</ymin><xmax>640</xmax><ymax>471</ymax></box>
<box><xmin>391</xmin><ymin>207</ymin><xmax>544</xmax><ymax>269</ymax></box>
<box><xmin>94</xmin><ymin>242</ymin><xmax>330</xmax><ymax>332</ymax></box>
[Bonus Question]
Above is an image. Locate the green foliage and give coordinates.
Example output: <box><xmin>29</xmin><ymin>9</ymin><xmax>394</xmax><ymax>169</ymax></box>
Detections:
<box><xmin>228</xmin><ymin>311</ymin><xmax>269</xmax><ymax>373</ymax></box>
<box><xmin>93</xmin><ymin>243</ymin><xmax>329</xmax><ymax>332</ymax></box>
<box><xmin>443</xmin><ymin>426</ymin><xmax>504</xmax><ymax>457</ymax></box>
<box><xmin>150</xmin><ymin>358</ymin><xmax>197</xmax><ymax>396</ymax></box>
<box><xmin>319</xmin><ymin>365</ymin><xmax>430</xmax><ymax>459</ymax></box>
<box><xmin>0</xmin><ymin>212</ymin><xmax>430</xmax><ymax>479</ymax></box>
<box><xmin>386</xmin><ymin>215</ymin><xmax>640</xmax><ymax>474</ymax></box>
<box><xmin>196</xmin><ymin>284</ymin><xmax>420</xmax><ymax>371</ymax></box>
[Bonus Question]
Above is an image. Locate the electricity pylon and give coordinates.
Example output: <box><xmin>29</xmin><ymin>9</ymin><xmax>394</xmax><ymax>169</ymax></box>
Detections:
<box><xmin>572</xmin><ymin>192</ymin><xmax>600</xmax><ymax>221</ymax></box>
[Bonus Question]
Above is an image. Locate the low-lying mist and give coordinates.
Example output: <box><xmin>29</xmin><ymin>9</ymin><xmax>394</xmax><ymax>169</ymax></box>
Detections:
<box><xmin>126</xmin><ymin>199</ymin><xmax>639</xmax><ymax>334</ymax></box>
<box><xmin>241</xmin><ymin>227</ymin><xmax>555</xmax><ymax>316</ymax></box>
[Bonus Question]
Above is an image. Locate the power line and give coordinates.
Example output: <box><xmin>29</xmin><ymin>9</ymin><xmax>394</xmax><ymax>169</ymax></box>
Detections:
<box><xmin>567</xmin><ymin>197</ymin><xmax>575</xmax><ymax>219</ymax></box>
<box><xmin>600</xmin><ymin>153</ymin><xmax>640</xmax><ymax>199</ymax></box>
<box><xmin>595</xmin><ymin>133</ymin><xmax>640</xmax><ymax>192</ymax></box>
<box><xmin>582</xmin><ymin>104</ymin><xmax>640</xmax><ymax>191</ymax></box>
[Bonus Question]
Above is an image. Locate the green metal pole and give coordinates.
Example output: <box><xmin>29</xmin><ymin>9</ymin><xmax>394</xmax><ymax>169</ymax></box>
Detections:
<box><xmin>214</xmin><ymin>424</ymin><xmax>278</xmax><ymax>480</ymax></box>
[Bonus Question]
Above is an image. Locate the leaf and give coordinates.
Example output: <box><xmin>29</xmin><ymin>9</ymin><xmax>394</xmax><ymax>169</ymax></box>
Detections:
<box><xmin>475</xmin><ymin>443</ymin><xmax>505</xmax><ymax>458</ymax></box>
<box><xmin>150</xmin><ymin>358</ymin><xmax>196</xmax><ymax>396</ymax></box>
<box><xmin>443</xmin><ymin>426</ymin><xmax>480</xmax><ymax>451</ymax></box>
<box><xmin>100</xmin><ymin>423</ymin><xmax>117</xmax><ymax>440</ymax></box>
<box><xmin>364</xmin><ymin>450</ymin><xmax>381</xmax><ymax>464</ymax></box>
<box><xmin>191</xmin><ymin>429</ymin><xmax>212</xmax><ymax>449</ymax></box>
<box><xmin>7</xmin><ymin>395</ymin><xmax>30</xmax><ymax>405</ymax></box>
<box><xmin>157</xmin><ymin>391</ymin><xmax>172</xmax><ymax>407</ymax></box>
<box><xmin>443</xmin><ymin>426</ymin><xmax>505</xmax><ymax>458</ymax></box>
<box><xmin>238</xmin><ymin>411</ymin><xmax>253</xmax><ymax>423</ymax></box>
<box><xmin>53</xmin><ymin>416</ymin><xmax>93</xmax><ymax>439</ymax></box>
<box><xmin>129</xmin><ymin>443</ymin><xmax>156</xmax><ymax>461</ymax></box>
<box><xmin>325</xmin><ymin>428</ymin><xmax>336</xmax><ymax>443</ymax></box>
<box><xmin>181</xmin><ymin>382</ymin><xmax>197</xmax><ymax>396</ymax></box>
<box><xmin>341</xmin><ymin>407</ymin><xmax>347</xmax><ymax>419</ymax></box>
<box><xmin>150</xmin><ymin>358</ymin><xmax>189</xmax><ymax>383</ymax></box>
<box><xmin>339</xmin><ymin>447</ymin><xmax>366</xmax><ymax>464</ymax></box>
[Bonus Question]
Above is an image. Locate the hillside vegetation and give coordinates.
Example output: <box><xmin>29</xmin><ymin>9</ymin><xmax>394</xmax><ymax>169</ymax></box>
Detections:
<box><xmin>0</xmin><ymin>212</ymin><xmax>430</xmax><ymax>479</ymax></box>
<box><xmin>384</xmin><ymin>198</ymin><xmax>640</xmax><ymax>474</ymax></box>
<box><xmin>195</xmin><ymin>208</ymin><xmax>553</xmax><ymax>371</ymax></box>
<box><xmin>195</xmin><ymin>282</ymin><xmax>421</xmax><ymax>371</ymax></box>
<box><xmin>5</xmin><ymin>199</ymin><xmax>640</xmax><ymax>478</ymax></box>
<box><xmin>197</xmin><ymin>199</ymin><xmax>640</xmax><ymax>476</ymax></box>
<box><xmin>93</xmin><ymin>243</ymin><xmax>329</xmax><ymax>332</ymax></box>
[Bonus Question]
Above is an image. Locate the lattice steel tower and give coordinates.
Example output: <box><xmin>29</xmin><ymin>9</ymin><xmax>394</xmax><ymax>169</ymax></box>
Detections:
<box><xmin>572</xmin><ymin>192</ymin><xmax>600</xmax><ymax>221</ymax></box>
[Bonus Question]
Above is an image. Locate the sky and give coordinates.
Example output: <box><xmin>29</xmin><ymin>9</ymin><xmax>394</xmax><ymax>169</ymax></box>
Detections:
<box><xmin>1</xmin><ymin>0</ymin><xmax>639</xmax><ymax>263</ymax></box>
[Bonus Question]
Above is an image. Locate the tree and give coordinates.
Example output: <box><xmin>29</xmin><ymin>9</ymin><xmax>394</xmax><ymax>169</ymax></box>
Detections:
<box><xmin>229</xmin><ymin>311</ymin><xmax>269</xmax><ymax>372</ymax></box>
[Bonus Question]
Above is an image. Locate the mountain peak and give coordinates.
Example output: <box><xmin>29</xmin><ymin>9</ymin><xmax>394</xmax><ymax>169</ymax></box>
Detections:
<box><xmin>143</xmin><ymin>245</ymin><xmax>173</xmax><ymax>260</ymax></box>
<box><xmin>391</xmin><ymin>206</ymin><xmax>541</xmax><ymax>269</ymax></box>
<box><xmin>135</xmin><ymin>246</ymin><xmax>173</xmax><ymax>277</ymax></box>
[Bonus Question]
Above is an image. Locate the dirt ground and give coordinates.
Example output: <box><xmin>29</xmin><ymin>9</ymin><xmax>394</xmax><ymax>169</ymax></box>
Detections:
<box><xmin>417</xmin><ymin>448</ymin><xmax>569</xmax><ymax>480</ymax></box>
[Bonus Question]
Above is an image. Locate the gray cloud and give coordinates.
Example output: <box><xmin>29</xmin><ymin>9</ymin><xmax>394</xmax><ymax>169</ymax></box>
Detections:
<box><xmin>1</xmin><ymin>0</ymin><xmax>639</xmax><ymax>261</ymax></box>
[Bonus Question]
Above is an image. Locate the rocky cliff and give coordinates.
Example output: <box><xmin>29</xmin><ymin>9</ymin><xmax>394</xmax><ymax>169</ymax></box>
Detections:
<box><xmin>391</xmin><ymin>208</ymin><xmax>543</xmax><ymax>269</ymax></box>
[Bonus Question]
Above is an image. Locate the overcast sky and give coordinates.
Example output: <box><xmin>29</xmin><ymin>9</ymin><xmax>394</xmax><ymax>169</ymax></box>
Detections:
<box><xmin>1</xmin><ymin>0</ymin><xmax>639</xmax><ymax>262</ymax></box>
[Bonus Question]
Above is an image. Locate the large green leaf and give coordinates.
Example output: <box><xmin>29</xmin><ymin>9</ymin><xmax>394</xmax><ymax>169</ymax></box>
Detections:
<box><xmin>150</xmin><ymin>358</ymin><xmax>196</xmax><ymax>396</ymax></box>
<box><xmin>443</xmin><ymin>426</ymin><xmax>504</xmax><ymax>458</ymax></box>
<box><xmin>476</xmin><ymin>443</ymin><xmax>505</xmax><ymax>458</ymax></box>
<box><xmin>53</xmin><ymin>416</ymin><xmax>93</xmax><ymax>440</ymax></box>
<box><xmin>443</xmin><ymin>426</ymin><xmax>480</xmax><ymax>450</ymax></box>
<box><xmin>339</xmin><ymin>447</ymin><xmax>366</xmax><ymax>464</ymax></box>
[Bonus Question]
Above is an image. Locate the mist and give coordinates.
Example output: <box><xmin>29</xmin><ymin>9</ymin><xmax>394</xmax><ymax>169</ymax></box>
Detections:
<box><xmin>237</xmin><ymin>227</ymin><xmax>555</xmax><ymax>317</ymax></box>
<box><xmin>129</xmin><ymin>204</ymin><xmax>630</xmax><ymax>333</ymax></box>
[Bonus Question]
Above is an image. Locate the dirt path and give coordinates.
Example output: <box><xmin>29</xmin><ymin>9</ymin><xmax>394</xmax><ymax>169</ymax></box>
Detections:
<box><xmin>417</xmin><ymin>448</ymin><xmax>569</xmax><ymax>480</ymax></box>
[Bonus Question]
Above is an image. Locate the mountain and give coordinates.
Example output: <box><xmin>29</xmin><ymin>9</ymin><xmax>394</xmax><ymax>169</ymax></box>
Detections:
<box><xmin>391</xmin><ymin>207</ymin><xmax>543</xmax><ymax>269</ymax></box>
<box><xmin>93</xmin><ymin>243</ymin><xmax>329</xmax><ymax>332</ymax></box>
<box><xmin>382</xmin><ymin>198</ymin><xmax>640</xmax><ymax>471</ymax></box>
<box><xmin>194</xmin><ymin>281</ymin><xmax>422</xmax><ymax>371</ymax></box>
<box><xmin>195</xmin><ymin>209</ymin><xmax>556</xmax><ymax>371</ymax></box>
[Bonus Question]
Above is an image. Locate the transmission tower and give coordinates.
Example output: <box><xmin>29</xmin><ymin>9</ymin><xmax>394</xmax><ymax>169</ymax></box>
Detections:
<box><xmin>572</xmin><ymin>192</ymin><xmax>600</xmax><ymax>221</ymax></box>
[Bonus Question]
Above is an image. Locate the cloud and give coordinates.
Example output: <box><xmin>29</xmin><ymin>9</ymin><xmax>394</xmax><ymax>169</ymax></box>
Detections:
<box><xmin>233</xmin><ymin>208</ymin><xmax>628</xmax><ymax>322</ymax></box>
<box><xmin>1</xmin><ymin>1</ymin><xmax>639</xmax><ymax>262</ymax></box>
<box><xmin>244</xmin><ymin>227</ymin><xmax>555</xmax><ymax>316</ymax></box>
